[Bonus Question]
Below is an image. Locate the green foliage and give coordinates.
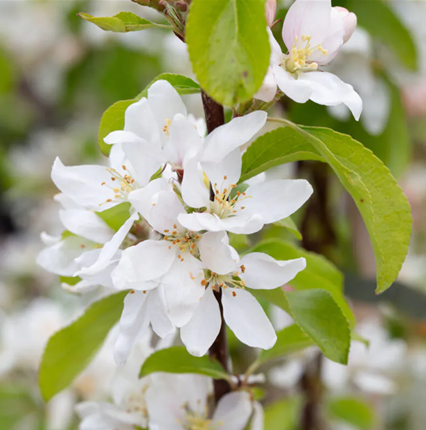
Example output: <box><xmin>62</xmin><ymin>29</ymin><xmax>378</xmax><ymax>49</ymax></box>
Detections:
<box><xmin>186</xmin><ymin>0</ymin><xmax>270</xmax><ymax>106</ymax></box>
<box><xmin>250</xmin><ymin>239</ymin><xmax>355</xmax><ymax>326</ymax></box>
<box><xmin>139</xmin><ymin>346</ymin><xmax>230</xmax><ymax>380</ymax></box>
<box><xmin>258</xmin><ymin>324</ymin><xmax>313</xmax><ymax>363</ymax></box>
<box><xmin>78</xmin><ymin>11</ymin><xmax>172</xmax><ymax>32</ymax></box>
<box><xmin>327</xmin><ymin>396</ymin><xmax>377</xmax><ymax>429</ymax></box>
<box><xmin>264</xmin><ymin>397</ymin><xmax>302</xmax><ymax>430</ymax></box>
<box><xmin>97</xmin><ymin>202</ymin><xmax>132</xmax><ymax>231</ymax></box>
<box><xmin>98</xmin><ymin>73</ymin><xmax>200</xmax><ymax>155</ymax></box>
<box><xmin>274</xmin><ymin>217</ymin><xmax>302</xmax><ymax>240</ymax></box>
<box><xmin>286</xmin><ymin>289</ymin><xmax>350</xmax><ymax>364</ymax></box>
<box><xmin>242</xmin><ymin>122</ymin><xmax>412</xmax><ymax>293</ymax></box>
<box><xmin>39</xmin><ymin>291</ymin><xmax>127</xmax><ymax>401</ymax></box>
<box><xmin>59</xmin><ymin>275</ymin><xmax>82</xmax><ymax>286</ymax></box>
<box><xmin>348</xmin><ymin>0</ymin><xmax>417</xmax><ymax>70</ymax></box>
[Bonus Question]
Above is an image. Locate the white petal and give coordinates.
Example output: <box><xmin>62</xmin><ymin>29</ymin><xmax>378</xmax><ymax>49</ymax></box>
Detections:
<box><xmin>202</xmin><ymin>111</ymin><xmax>267</xmax><ymax>163</ymax></box>
<box><xmin>148</xmin><ymin>286</ymin><xmax>175</xmax><ymax>338</ymax></box>
<box><xmin>198</xmin><ymin>231</ymin><xmax>239</xmax><ymax>275</ymax></box>
<box><xmin>36</xmin><ymin>236</ymin><xmax>92</xmax><ymax>276</ymax></box>
<box><xmin>61</xmin><ymin>279</ymin><xmax>99</xmax><ymax>294</ymax></box>
<box><xmin>59</xmin><ymin>209</ymin><xmax>114</xmax><ymax>244</ymax></box>
<box><xmin>240</xmin><ymin>253</ymin><xmax>306</xmax><ymax>289</ymax></box>
<box><xmin>282</xmin><ymin>0</ymin><xmax>331</xmax><ymax>50</ymax></box>
<box><xmin>203</xmin><ymin>148</ymin><xmax>242</xmax><ymax>194</ymax></box>
<box><xmin>161</xmin><ymin>255</ymin><xmax>205</xmax><ymax>327</ymax></box>
<box><xmin>354</xmin><ymin>371</ymin><xmax>397</xmax><ymax>395</ymax></box>
<box><xmin>181</xmin><ymin>287</ymin><xmax>221</xmax><ymax>357</ymax></box>
<box><xmin>181</xmin><ymin>157</ymin><xmax>210</xmax><ymax>209</ymax></box>
<box><xmin>40</xmin><ymin>231</ymin><xmax>61</xmax><ymax>246</ymax></box>
<box><xmin>300</xmin><ymin>71</ymin><xmax>363</xmax><ymax>120</ymax></box>
<box><xmin>51</xmin><ymin>158</ymin><xmax>116</xmax><ymax>211</ymax></box>
<box><xmin>251</xmin><ymin>401</ymin><xmax>265</xmax><ymax>430</ymax></box>
<box><xmin>114</xmin><ymin>291</ymin><xmax>150</xmax><ymax>365</ymax></box>
<box><xmin>273</xmin><ymin>65</ymin><xmax>313</xmax><ymax>103</ymax></box>
<box><xmin>104</xmin><ymin>130</ymin><xmax>144</xmax><ymax>145</ymax></box>
<box><xmin>222</xmin><ymin>289</ymin><xmax>277</xmax><ymax>350</ymax></box>
<box><xmin>213</xmin><ymin>391</ymin><xmax>252</xmax><ymax>430</ymax></box>
<box><xmin>54</xmin><ymin>193</ymin><xmax>80</xmax><ymax>210</ymax></box>
<box><xmin>77</xmin><ymin>212</ymin><xmax>138</xmax><ymax>277</ymax></box>
<box><xmin>238</xmin><ymin>179</ymin><xmax>313</xmax><ymax>224</ymax></box>
<box><xmin>255</xmin><ymin>67</ymin><xmax>278</xmax><ymax>103</ymax></box>
<box><xmin>112</xmin><ymin>240</ymin><xmax>175</xmax><ymax>290</ymax></box>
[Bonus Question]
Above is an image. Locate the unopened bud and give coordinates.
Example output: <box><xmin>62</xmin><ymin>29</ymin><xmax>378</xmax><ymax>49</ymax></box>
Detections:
<box><xmin>175</xmin><ymin>1</ymin><xmax>188</xmax><ymax>12</ymax></box>
<box><xmin>334</xmin><ymin>6</ymin><xmax>357</xmax><ymax>43</ymax></box>
<box><xmin>265</xmin><ymin>0</ymin><xmax>277</xmax><ymax>27</ymax></box>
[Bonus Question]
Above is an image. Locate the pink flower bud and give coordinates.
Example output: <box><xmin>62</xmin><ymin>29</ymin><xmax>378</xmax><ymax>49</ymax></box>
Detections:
<box><xmin>265</xmin><ymin>0</ymin><xmax>277</xmax><ymax>27</ymax></box>
<box><xmin>334</xmin><ymin>6</ymin><xmax>357</xmax><ymax>43</ymax></box>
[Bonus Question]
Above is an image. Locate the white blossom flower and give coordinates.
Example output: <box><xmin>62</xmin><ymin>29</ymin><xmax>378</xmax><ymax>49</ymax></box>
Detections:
<box><xmin>178</xmin><ymin>154</ymin><xmax>313</xmax><ymax>234</ymax></box>
<box><xmin>256</xmin><ymin>0</ymin><xmax>362</xmax><ymax>120</ymax></box>
<box><xmin>181</xmin><ymin>252</ymin><xmax>306</xmax><ymax>357</ymax></box>
<box><xmin>146</xmin><ymin>374</ymin><xmax>262</xmax><ymax>430</ymax></box>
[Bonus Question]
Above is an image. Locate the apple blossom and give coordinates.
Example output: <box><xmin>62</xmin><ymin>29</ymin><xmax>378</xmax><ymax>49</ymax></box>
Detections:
<box><xmin>256</xmin><ymin>0</ymin><xmax>363</xmax><ymax>120</ymax></box>
<box><xmin>265</xmin><ymin>0</ymin><xmax>277</xmax><ymax>27</ymax></box>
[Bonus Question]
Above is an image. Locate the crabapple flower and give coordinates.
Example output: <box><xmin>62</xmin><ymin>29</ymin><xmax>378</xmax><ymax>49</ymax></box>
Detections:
<box><xmin>256</xmin><ymin>0</ymin><xmax>363</xmax><ymax>120</ymax></box>
<box><xmin>146</xmin><ymin>374</ymin><xmax>261</xmax><ymax>430</ymax></box>
<box><xmin>181</xmin><ymin>252</ymin><xmax>306</xmax><ymax>357</ymax></box>
<box><xmin>265</xmin><ymin>0</ymin><xmax>277</xmax><ymax>27</ymax></box>
<box><xmin>178</xmin><ymin>156</ymin><xmax>313</xmax><ymax>234</ymax></box>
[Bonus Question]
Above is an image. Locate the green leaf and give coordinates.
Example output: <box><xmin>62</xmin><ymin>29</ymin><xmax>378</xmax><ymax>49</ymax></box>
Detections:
<box><xmin>286</xmin><ymin>289</ymin><xmax>350</xmax><ymax>364</ymax></box>
<box><xmin>264</xmin><ymin>397</ymin><xmax>302</xmax><ymax>430</ymax></box>
<box><xmin>186</xmin><ymin>0</ymin><xmax>270</xmax><ymax>106</ymax></box>
<box><xmin>259</xmin><ymin>324</ymin><xmax>313</xmax><ymax>363</ymax></box>
<box><xmin>78</xmin><ymin>11</ymin><xmax>172</xmax><ymax>32</ymax></box>
<box><xmin>97</xmin><ymin>202</ymin><xmax>132</xmax><ymax>231</ymax></box>
<box><xmin>251</xmin><ymin>287</ymin><xmax>291</xmax><ymax>314</ymax></box>
<box><xmin>98</xmin><ymin>74</ymin><xmax>199</xmax><ymax>156</ymax></box>
<box><xmin>59</xmin><ymin>275</ymin><xmax>82</xmax><ymax>286</ymax></box>
<box><xmin>348</xmin><ymin>0</ymin><xmax>417</xmax><ymax>70</ymax></box>
<box><xmin>327</xmin><ymin>396</ymin><xmax>376</xmax><ymax>429</ymax></box>
<box><xmin>250</xmin><ymin>239</ymin><xmax>355</xmax><ymax>326</ymax></box>
<box><xmin>98</xmin><ymin>99</ymin><xmax>135</xmax><ymax>156</ymax></box>
<box><xmin>274</xmin><ymin>217</ymin><xmax>302</xmax><ymax>240</ymax></box>
<box><xmin>139</xmin><ymin>346</ymin><xmax>230</xmax><ymax>380</ymax></box>
<box><xmin>39</xmin><ymin>291</ymin><xmax>127</xmax><ymax>401</ymax></box>
<box><xmin>244</xmin><ymin>122</ymin><xmax>412</xmax><ymax>293</ymax></box>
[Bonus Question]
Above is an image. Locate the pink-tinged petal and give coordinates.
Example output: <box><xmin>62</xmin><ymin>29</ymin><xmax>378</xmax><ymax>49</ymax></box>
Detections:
<box><xmin>181</xmin><ymin>157</ymin><xmax>210</xmax><ymax>209</ymax></box>
<box><xmin>265</xmin><ymin>0</ymin><xmax>277</xmax><ymax>27</ymax></box>
<box><xmin>59</xmin><ymin>209</ymin><xmax>114</xmax><ymax>244</ymax></box>
<box><xmin>203</xmin><ymin>148</ymin><xmax>242</xmax><ymax>194</ymax></box>
<box><xmin>212</xmin><ymin>391</ymin><xmax>253</xmax><ymax>430</ymax></box>
<box><xmin>114</xmin><ymin>290</ymin><xmax>150</xmax><ymax>365</ymax></box>
<box><xmin>128</xmin><ymin>178</ymin><xmax>171</xmax><ymax>224</ymax></box>
<box><xmin>202</xmin><ymin>111</ymin><xmax>267</xmax><ymax>164</ymax></box>
<box><xmin>181</xmin><ymin>287</ymin><xmax>221</xmax><ymax>357</ymax></box>
<box><xmin>148</xmin><ymin>286</ymin><xmax>175</xmax><ymax>338</ymax></box>
<box><xmin>161</xmin><ymin>255</ymin><xmax>205</xmax><ymax>327</ymax></box>
<box><xmin>283</xmin><ymin>0</ymin><xmax>331</xmax><ymax>51</ymax></box>
<box><xmin>51</xmin><ymin>157</ymin><xmax>116</xmax><ymax>211</ymax></box>
<box><xmin>300</xmin><ymin>71</ymin><xmax>363</xmax><ymax>120</ymax></box>
<box><xmin>240</xmin><ymin>253</ymin><xmax>306</xmax><ymax>290</ymax></box>
<box><xmin>236</xmin><ymin>179</ymin><xmax>313</xmax><ymax>224</ymax></box>
<box><xmin>255</xmin><ymin>67</ymin><xmax>278</xmax><ymax>102</ymax></box>
<box><xmin>77</xmin><ymin>212</ymin><xmax>138</xmax><ymax>278</ymax></box>
<box><xmin>198</xmin><ymin>231</ymin><xmax>239</xmax><ymax>275</ymax></box>
<box><xmin>222</xmin><ymin>288</ymin><xmax>277</xmax><ymax>349</ymax></box>
<box><xmin>273</xmin><ymin>65</ymin><xmax>313</xmax><ymax>103</ymax></box>
<box><xmin>111</xmin><ymin>240</ymin><xmax>175</xmax><ymax>290</ymax></box>
<box><xmin>334</xmin><ymin>6</ymin><xmax>357</xmax><ymax>43</ymax></box>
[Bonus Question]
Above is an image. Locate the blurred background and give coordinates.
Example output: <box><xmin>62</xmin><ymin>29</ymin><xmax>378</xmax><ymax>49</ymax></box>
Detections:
<box><xmin>1</xmin><ymin>1</ymin><xmax>426</xmax><ymax>429</ymax></box>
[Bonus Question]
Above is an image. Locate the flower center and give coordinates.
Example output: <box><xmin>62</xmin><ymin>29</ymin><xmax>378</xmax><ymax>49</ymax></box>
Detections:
<box><xmin>201</xmin><ymin>266</ymin><xmax>247</xmax><ymax>294</ymax></box>
<box><xmin>100</xmin><ymin>165</ymin><xmax>138</xmax><ymax>206</ymax></box>
<box><xmin>181</xmin><ymin>404</ymin><xmax>219</xmax><ymax>430</ymax></box>
<box><xmin>163</xmin><ymin>226</ymin><xmax>201</xmax><ymax>260</ymax></box>
<box><xmin>163</xmin><ymin>118</ymin><xmax>172</xmax><ymax>136</ymax></box>
<box><xmin>284</xmin><ymin>35</ymin><xmax>328</xmax><ymax>74</ymax></box>
<box><xmin>124</xmin><ymin>386</ymin><xmax>149</xmax><ymax>422</ymax></box>
<box><xmin>210</xmin><ymin>177</ymin><xmax>250</xmax><ymax>219</ymax></box>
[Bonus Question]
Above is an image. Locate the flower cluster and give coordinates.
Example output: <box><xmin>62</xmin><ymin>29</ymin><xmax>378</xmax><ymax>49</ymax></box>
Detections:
<box><xmin>39</xmin><ymin>80</ymin><xmax>313</xmax><ymax>366</ymax></box>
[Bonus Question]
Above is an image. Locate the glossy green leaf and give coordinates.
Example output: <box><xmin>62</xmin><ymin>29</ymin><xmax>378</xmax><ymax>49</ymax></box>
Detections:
<box><xmin>59</xmin><ymin>275</ymin><xmax>82</xmax><ymax>286</ymax></box>
<box><xmin>78</xmin><ymin>11</ymin><xmax>172</xmax><ymax>32</ymax></box>
<box><xmin>98</xmin><ymin>74</ymin><xmax>199</xmax><ymax>156</ymax></box>
<box><xmin>274</xmin><ymin>217</ymin><xmax>302</xmax><ymax>240</ymax></box>
<box><xmin>286</xmin><ymin>289</ymin><xmax>350</xmax><ymax>364</ymax></box>
<box><xmin>97</xmin><ymin>202</ymin><xmax>132</xmax><ymax>231</ymax></box>
<box><xmin>243</xmin><ymin>122</ymin><xmax>412</xmax><ymax>293</ymax></box>
<box><xmin>251</xmin><ymin>287</ymin><xmax>291</xmax><ymax>314</ymax></box>
<box><xmin>259</xmin><ymin>324</ymin><xmax>313</xmax><ymax>363</ymax></box>
<box><xmin>186</xmin><ymin>0</ymin><xmax>270</xmax><ymax>106</ymax></box>
<box><xmin>264</xmin><ymin>397</ymin><xmax>302</xmax><ymax>430</ymax></box>
<box><xmin>327</xmin><ymin>396</ymin><xmax>376</xmax><ymax>429</ymax></box>
<box><xmin>250</xmin><ymin>239</ymin><xmax>355</xmax><ymax>326</ymax></box>
<box><xmin>139</xmin><ymin>346</ymin><xmax>230</xmax><ymax>380</ymax></box>
<box><xmin>348</xmin><ymin>0</ymin><xmax>417</xmax><ymax>70</ymax></box>
<box><xmin>39</xmin><ymin>291</ymin><xmax>127</xmax><ymax>401</ymax></box>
